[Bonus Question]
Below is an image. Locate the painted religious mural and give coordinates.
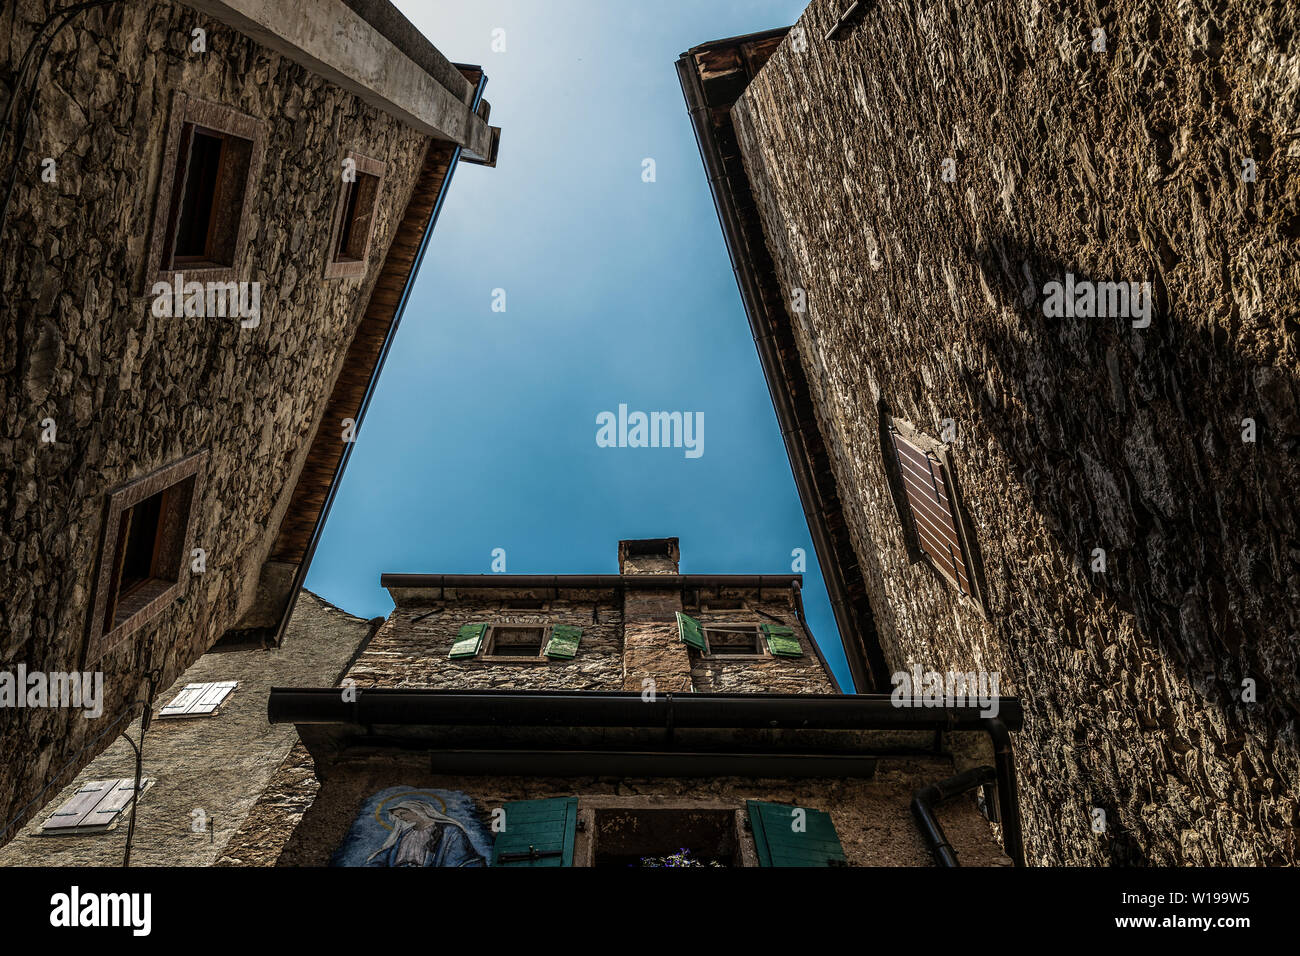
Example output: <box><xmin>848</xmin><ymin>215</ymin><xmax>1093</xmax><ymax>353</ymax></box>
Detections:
<box><xmin>332</xmin><ymin>787</ymin><xmax>493</xmax><ymax>867</ymax></box>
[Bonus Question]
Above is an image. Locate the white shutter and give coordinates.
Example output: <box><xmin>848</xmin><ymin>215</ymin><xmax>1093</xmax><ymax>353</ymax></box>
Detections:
<box><xmin>159</xmin><ymin>680</ymin><xmax>237</xmax><ymax>717</ymax></box>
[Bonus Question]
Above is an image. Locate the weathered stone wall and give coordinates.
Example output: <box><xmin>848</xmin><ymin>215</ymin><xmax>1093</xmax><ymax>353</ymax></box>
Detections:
<box><xmin>349</xmin><ymin>593</ymin><xmax>627</xmax><ymax>690</ymax></box>
<box><xmin>0</xmin><ymin>590</ymin><xmax>372</xmax><ymax>865</ymax></box>
<box><xmin>232</xmin><ymin>753</ymin><xmax>1010</xmax><ymax>867</ymax></box>
<box><xmin>688</xmin><ymin>599</ymin><xmax>836</xmax><ymax>694</ymax></box>
<box><xmin>351</xmin><ymin>585</ymin><xmax>836</xmax><ymax>694</ymax></box>
<box><xmin>0</xmin><ymin>1</ymin><xmax>430</xmax><ymax>840</ymax></box>
<box><xmin>733</xmin><ymin>0</ymin><xmax>1299</xmax><ymax>864</ymax></box>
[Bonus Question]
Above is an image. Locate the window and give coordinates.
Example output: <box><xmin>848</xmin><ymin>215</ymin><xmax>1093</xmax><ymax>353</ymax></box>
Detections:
<box><xmin>88</xmin><ymin>452</ymin><xmax>207</xmax><ymax>662</ymax></box>
<box><xmin>677</xmin><ymin>613</ymin><xmax>804</xmax><ymax>658</ymax></box>
<box><xmin>147</xmin><ymin>93</ymin><xmax>265</xmax><ymax>284</ymax></box>
<box><xmin>485</xmin><ymin>626</ymin><xmax>545</xmax><ymax>657</ymax></box>
<box><xmin>325</xmin><ymin>150</ymin><xmax>386</xmax><ymax>279</ymax></box>
<box><xmin>449</xmin><ymin>623</ymin><xmax>583</xmax><ymax>661</ymax></box>
<box><xmin>489</xmin><ymin>799</ymin><xmax>845</xmax><ymax>867</ymax></box>
<box><xmin>590</xmin><ymin>807</ymin><xmax>741</xmax><ymax>867</ymax></box>
<box><xmin>883</xmin><ymin>418</ymin><xmax>985</xmax><ymax>609</ymax></box>
<box><xmin>158</xmin><ymin>681</ymin><xmax>237</xmax><ymax>719</ymax></box>
<box><xmin>702</xmin><ymin>625</ymin><xmax>764</xmax><ymax>657</ymax></box>
<box><xmin>40</xmin><ymin>779</ymin><xmax>154</xmax><ymax>835</ymax></box>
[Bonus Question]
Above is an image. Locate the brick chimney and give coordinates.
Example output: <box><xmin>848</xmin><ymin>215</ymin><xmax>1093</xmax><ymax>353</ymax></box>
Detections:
<box><xmin>618</xmin><ymin>537</ymin><xmax>680</xmax><ymax>575</ymax></box>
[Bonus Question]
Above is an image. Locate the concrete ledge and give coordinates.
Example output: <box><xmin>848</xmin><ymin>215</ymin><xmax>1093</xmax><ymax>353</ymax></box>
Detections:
<box><xmin>183</xmin><ymin>0</ymin><xmax>492</xmax><ymax>155</ymax></box>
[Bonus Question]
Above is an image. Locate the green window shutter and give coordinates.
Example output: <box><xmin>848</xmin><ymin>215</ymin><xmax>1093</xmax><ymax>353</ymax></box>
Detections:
<box><xmin>747</xmin><ymin>800</ymin><xmax>846</xmax><ymax>867</ymax></box>
<box><xmin>676</xmin><ymin>611</ymin><xmax>705</xmax><ymax>650</ymax></box>
<box><xmin>448</xmin><ymin>623</ymin><xmax>487</xmax><ymax>659</ymax></box>
<box><xmin>544</xmin><ymin>624</ymin><xmax>583</xmax><ymax>659</ymax></box>
<box><xmin>491</xmin><ymin>797</ymin><xmax>578</xmax><ymax>867</ymax></box>
<box><xmin>761</xmin><ymin>622</ymin><xmax>804</xmax><ymax>657</ymax></box>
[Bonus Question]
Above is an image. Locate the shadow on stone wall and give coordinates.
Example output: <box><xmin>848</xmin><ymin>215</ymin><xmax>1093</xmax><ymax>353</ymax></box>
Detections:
<box><xmin>963</xmin><ymin>234</ymin><xmax>1298</xmax><ymax>863</ymax></box>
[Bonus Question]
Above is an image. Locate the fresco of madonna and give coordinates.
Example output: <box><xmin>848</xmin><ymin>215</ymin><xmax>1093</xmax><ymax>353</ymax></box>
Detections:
<box><xmin>331</xmin><ymin>787</ymin><xmax>492</xmax><ymax>867</ymax></box>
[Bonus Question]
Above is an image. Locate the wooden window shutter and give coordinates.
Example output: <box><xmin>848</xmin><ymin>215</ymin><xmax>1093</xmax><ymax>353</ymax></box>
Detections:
<box><xmin>544</xmin><ymin>624</ymin><xmax>582</xmax><ymax>659</ymax></box>
<box><xmin>761</xmin><ymin>623</ymin><xmax>804</xmax><ymax>657</ymax></box>
<box><xmin>888</xmin><ymin>427</ymin><xmax>974</xmax><ymax>596</ymax></box>
<box><xmin>491</xmin><ymin>797</ymin><xmax>578</xmax><ymax>866</ymax></box>
<box><xmin>747</xmin><ymin>800</ymin><xmax>847</xmax><ymax>867</ymax></box>
<box><xmin>448</xmin><ymin>623</ymin><xmax>487</xmax><ymax>659</ymax></box>
<box><xmin>676</xmin><ymin>611</ymin><xmax>706</xmax><ymax>650</ymax></box>
<box><xmin>41</xmin><ymin>778</ymin><xmax>153</xmax><ymax>834</ymax></box>
<box><xmin>159</xmin><ymin>680</ymin><xmax>237</xmax><ymax>718</ymax></box>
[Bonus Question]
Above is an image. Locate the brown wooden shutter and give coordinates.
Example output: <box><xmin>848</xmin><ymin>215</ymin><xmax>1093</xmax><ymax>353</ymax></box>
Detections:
<box><xmin>888</xmin><ymin>427</ymin><xmax>973</xmax><ymax>595</ymax></box>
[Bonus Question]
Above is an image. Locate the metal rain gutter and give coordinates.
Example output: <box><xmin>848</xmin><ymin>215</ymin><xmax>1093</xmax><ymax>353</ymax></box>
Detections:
<box><xmin>268</xmin><ymin>688</ymin><xmax>1024</xmax><ymax>731</ymax></box>
<box><xmin>272</xmin><ymin>71</ymin><xmax>490</xmax><ymax>647</ymax></box>
<box><xmin>381</xmin><ymin>573</ymin><xmax>802</xmax><ymax>592</ymax></box>
<box><xmin>674</xmin><ymin>50</ymin><xmax>885</xmax><ymax>693</ymax></box>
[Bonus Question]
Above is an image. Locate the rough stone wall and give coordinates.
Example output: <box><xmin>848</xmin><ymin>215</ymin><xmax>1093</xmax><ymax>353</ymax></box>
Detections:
<box><xmin>348</xmin><ymin>593</ymin><xmax>627</xmax><ymax>690</ymax></box>
<box><xmin>688</xmin><ymin>598</ymin><xmax>836</xmax><ymax>694</ymax></box>
<box><xmin>732</xmin><ymin>0</ymin><xmax>1299</xmax><ymax>864</ymax></box>
<box><xmin>242</xmin><ymin>753</ymin><xmax>1009</xmax><ymax>867</ymax></box>
<box><xmin>0</xmin><ymin>590</ymin><xmax>373</xmax><ymax>864</ymax></box>
<box><xmin>621</xmin><ymin>588</ymin><xmax>692</xmax><ymax>692</ymax></box>
<box><xmin>350</xmin><ymin>585</ymin><xmax>836</xmax><ymax>694</ymax></box>
<box><xmin>0</xmin><ymin>1</ymin><xmax>430</xmax><ymax>840</ymax></box>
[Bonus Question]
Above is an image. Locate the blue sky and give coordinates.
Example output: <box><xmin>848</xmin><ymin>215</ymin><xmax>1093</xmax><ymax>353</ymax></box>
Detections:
<box><xmin>304</xmin><ymin>0</ymin><xmax>856</xmax><ymax>689</ymax></box>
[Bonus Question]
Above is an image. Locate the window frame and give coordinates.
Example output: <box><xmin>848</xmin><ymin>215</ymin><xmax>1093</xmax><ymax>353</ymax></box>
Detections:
<box><xmin>699</xmin><ymin>622</ymin><xmax>769</xmax><ymax>659</ymax></box>
<box><xmin>571</xmin><ymin>798</ymin><xmax>758</xmax><ymax>867</ymax></box>
<box><xmin>881</xmin><ymin>416</ymin><xmax>987</xmax><ymax>614</ymax></box>
<box><xmin>145</xmin><ymin>92</ymin><xmax>267</xmax><ymax>288</ymax></box>
<box><xmin>480</xmin><ymin>623</ymin><xmax>549</xmax><ymax>662</ymax></box>
<box><xmin>87</xmin><ymin>451</ymin><xmax>208</xmax><ymax>663</ymax></box>
<box><xmin>324</xmin><ymin>149</ymin><xmax>386</xmax><ymax>279</ymax></box>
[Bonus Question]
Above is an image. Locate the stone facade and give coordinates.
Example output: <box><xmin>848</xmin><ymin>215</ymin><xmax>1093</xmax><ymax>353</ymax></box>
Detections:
<box><xmin>720</xmin><ymin>0</ymin><xmax>1299</xmax><ymax>864</ymax></box>
<box><xmin>357</xmin><ymin>540</ymin><xmax>835</xmax><ymax>695</ymax></box>
<box><xmin>220</xmin><ymin>539</ymin><xmax>1011</xmax><ymax>867</ymax></box>
<box><xmin>240</xmin><ymin>756</ymin><xmax>1011</xmax><ymax>868</ymax></box>
<box><xmin>0</xmin><ymin>590</ymin><xmax>374</xmax><ymax>865</ymax></box>
<box><xmin>0</xmin><ymin>0</ymin><xmax>479</xmax><ymax>843</ymax></box>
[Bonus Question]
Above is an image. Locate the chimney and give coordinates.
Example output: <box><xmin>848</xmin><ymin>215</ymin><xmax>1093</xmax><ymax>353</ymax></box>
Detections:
<box><xmin>618</xmin><ymin>537</ymin><xmax>680</xmax><ymax>575</ymax></box>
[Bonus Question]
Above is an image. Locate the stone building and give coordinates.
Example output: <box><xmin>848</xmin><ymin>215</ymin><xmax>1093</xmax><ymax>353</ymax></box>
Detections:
<box><xmin>679</xmin><ymin>1</ymin><xmax>1298</xmax><ymax>865</ymax></box>
<box><xmin>0</xmin><ymin>0</ymin><xmax>498</xmax><ymax>845</ymax></box>
<box><xmin>215</xmin><ymin>538</ymin><xmax>1023</xmax><ymax>867</ymax></box>
<box><xmin>0</xmin><ymin>590</ymin><xmax>375</xmax><ymax>865</ymax></box>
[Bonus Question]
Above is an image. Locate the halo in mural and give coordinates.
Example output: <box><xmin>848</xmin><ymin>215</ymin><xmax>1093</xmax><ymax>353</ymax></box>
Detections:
<box><xmin>373</xmin><ymin>790</ymin><xmax>447</xmax><ymax>830</ymax></box>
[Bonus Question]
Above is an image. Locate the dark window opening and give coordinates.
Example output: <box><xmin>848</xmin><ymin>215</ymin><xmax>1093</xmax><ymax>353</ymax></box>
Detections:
<box><xmin>166</xmin><ymin>124</ymin><xmax>253</xmax><ymax>269</ymax></box>
<box><xmin>703</xmin><ymin>625</ymin><xmax>764</xmax><ymax>656</ymax></box>
<box><xmin>487</xmin><ymin>626</ymin><xmax>545</xmax><ymax>657</ymax></box>
<box><xmin>102</xmin><ymin>476</ymin><xmax>196</xmax><ymax>634</ymax></box>
<box><xmin>592</xmin><ymin>808</ymin><xmax>739</xmax><ymax>867</ymax></box>
<box><xmin>333</xmin><ymin>171</ymin><xmax>379</xmax><ymax>263</ymax></box>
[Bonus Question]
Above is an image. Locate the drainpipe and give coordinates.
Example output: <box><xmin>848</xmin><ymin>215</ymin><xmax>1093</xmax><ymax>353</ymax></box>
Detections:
<box><xmin>911</xmin><ymin>765</ymin><xmax>997</xmax><ymax>867</ymax></box>
<box><xmin>912</xmin><ymin>720</ymin><xmax>1023</xmax><ymax>867</ymax></box>
<box><xmin>985</xmin><ymin>717</ymin><xmax>1024</xmax><ymax>865</ymax></box>
<box><xmin>271</xmin><ymin>73</ymin><xmax>489</xmax><ymax>647</ymax></box>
